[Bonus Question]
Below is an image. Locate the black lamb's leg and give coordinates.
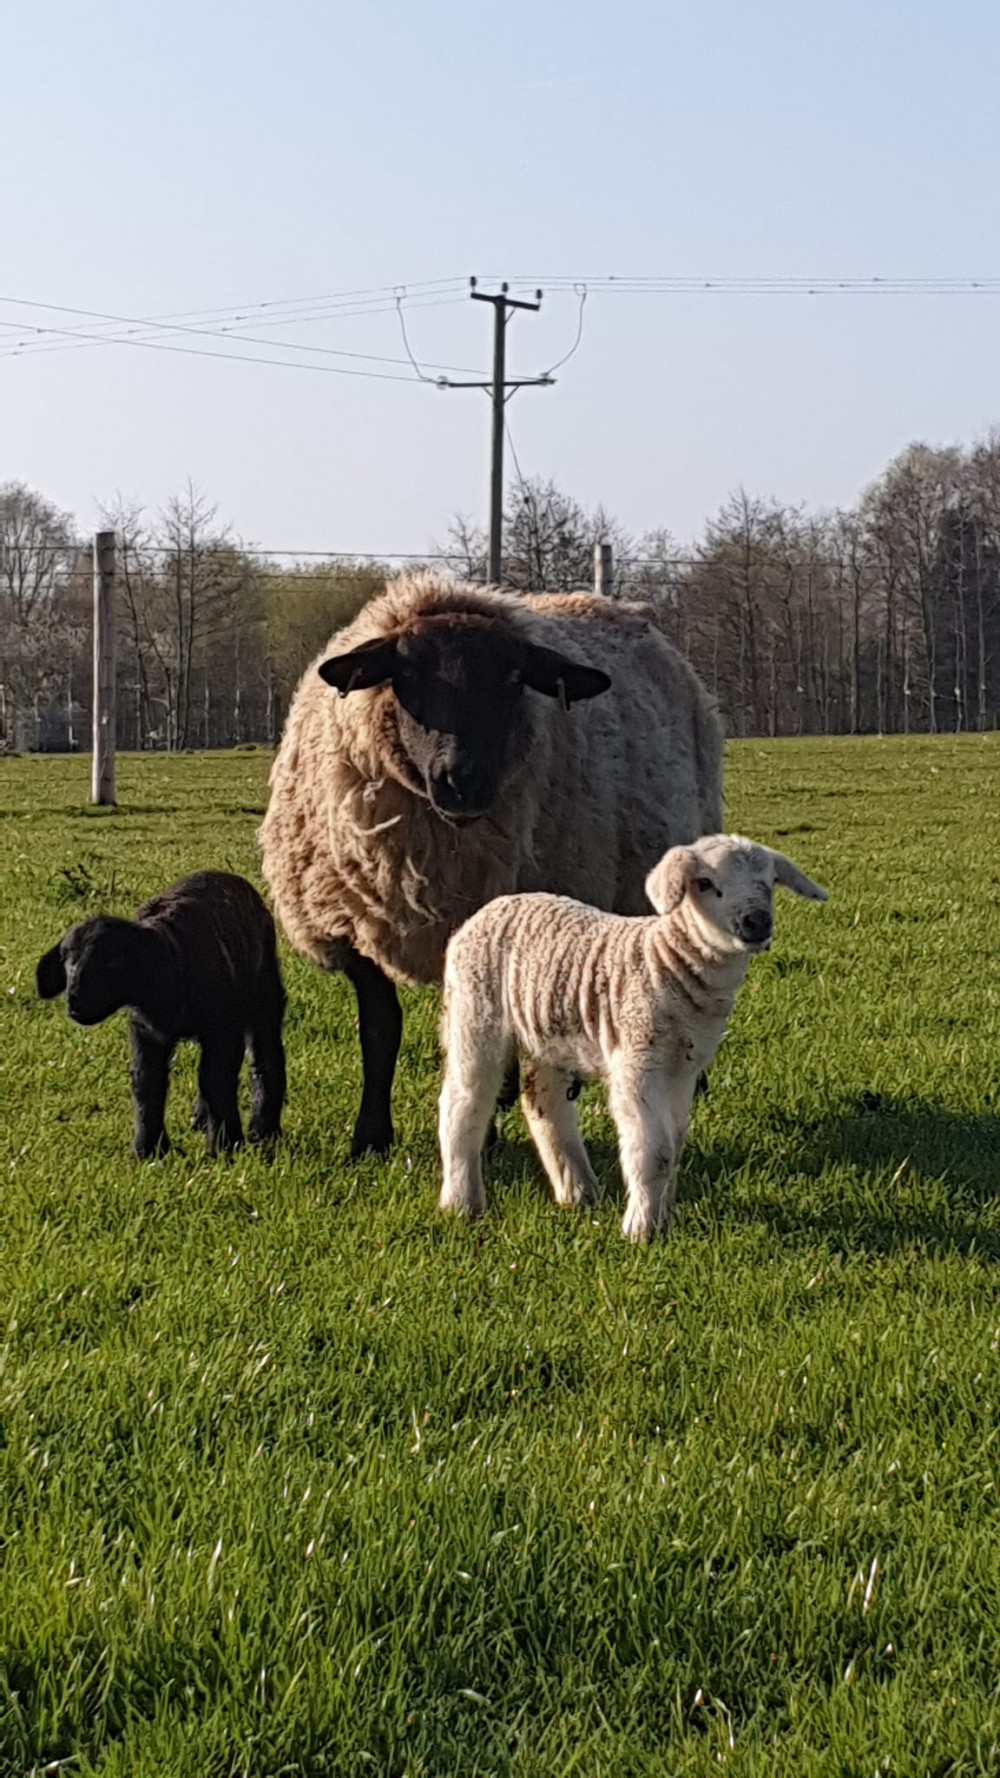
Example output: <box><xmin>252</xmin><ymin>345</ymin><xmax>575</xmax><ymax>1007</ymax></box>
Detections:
<box><xmin>343</xmin><ymin>948</ymin><xmax>402</xmax><ymax>1158</ymax></box>
<box><xmin>197</xmin><ymin>1031</ymin><xmax>245</xmax><ymax>1155</ymax></box>
<box><xmin>248</xmin><ymin>985</ymin><xmax>287</xmax><ymax>1144</ymax></box>
<box><xmin>130</xmin><ymin>1020</ymin><xmax>173</xmax><ymax>1159</ymax></box>
<box><xmin>497</xmin><ymin>1057</ymin><xmax>520</xmax><ymax>1112</ymax></box>
<box><xmin>486</xmin><ymin>1056</ymin><xmax>521</xmax><ymax>1151</ymax></box>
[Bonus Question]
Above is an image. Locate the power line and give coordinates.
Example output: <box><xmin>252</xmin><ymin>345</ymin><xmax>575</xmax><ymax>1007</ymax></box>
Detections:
<box><xmin>3</xmin><ymin>534</ymin><xmax>726</xmax><ymax>568</ymax></box>
<box><xmin>0</xmin><ymin>313</ymin><xmax>423</xmax><ymax>381</ymax></box>
<box><xmin>500</xmin><ymin>273</ymin><xmax>1000</xmax><ymax>296</ymax></box>
<box><xmin>0</xmin><ymin>304</ymin><xmax>486</xmax><ymax>376</ymax></box>
<box><xmin>0</xmin><ymin>278</ymin><xmax>470</xmax><ymax>348</ymax></box>
<box><xmin>543</xmin><ymin>284</ymin><xmax>588</xmax><ymax>376</ymax></box>
<box><xmin>0</xmin><ymin>289</ymin><xmax>485</xmax><ymax>377</ymax></box>
<box><xmin>393</xmin><ymin>291</ymin><xmax>437</xmax><ymax>383</ymax></box>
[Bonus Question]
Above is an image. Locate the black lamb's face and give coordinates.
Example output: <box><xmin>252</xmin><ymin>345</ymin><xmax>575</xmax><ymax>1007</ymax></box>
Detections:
<box><xmin>36</xmin><ymin>917</ymin><xmax>141</xmax><ymax>1026</ymax></box>
<box><xmin>318</xmin><ymin>614</ymin><xmax>611</xmax><ymax>823</ymax></box>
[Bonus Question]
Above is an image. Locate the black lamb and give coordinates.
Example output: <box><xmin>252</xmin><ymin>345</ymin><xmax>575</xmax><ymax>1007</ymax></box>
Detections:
<box><xmin>35</xmin><ymin>870</ymin><xmax>286</xmax><ymax>1158</ymax></box>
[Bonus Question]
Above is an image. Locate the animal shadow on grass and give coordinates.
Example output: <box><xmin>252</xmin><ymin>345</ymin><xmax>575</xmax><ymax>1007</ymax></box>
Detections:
<box><xmin>491</xmin><ymin>1093</ymin><xmax>1000</xmax><ymax>1259</ymax></box>
<box><xmin>693</xmin><ymin>1092</ymin><xmax>1000</xmax><ymax>1261</ymax></box>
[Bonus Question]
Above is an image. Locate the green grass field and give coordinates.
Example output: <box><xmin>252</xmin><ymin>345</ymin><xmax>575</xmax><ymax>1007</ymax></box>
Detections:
<box><xmin>2</xmin><ymin>738</ymin><xmax>1000</xmax><ymax>1777</ymax></box>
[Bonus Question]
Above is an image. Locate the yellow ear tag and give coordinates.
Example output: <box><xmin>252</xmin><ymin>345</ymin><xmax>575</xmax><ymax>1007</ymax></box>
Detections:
<box><xmin>557</xmin><ymin>677</ymin><xmax>569</xmax><ymax>713</ymax></box>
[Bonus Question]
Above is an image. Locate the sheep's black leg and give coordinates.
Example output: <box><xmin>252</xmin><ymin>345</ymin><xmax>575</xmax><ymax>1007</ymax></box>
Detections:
<box><xmin>130</xmin><ymin>1021</ymin><xmax>173</xmax><ymax>1159</ymax></box>
<box><xmin>343</xmin><ymin>949</ymin><xmax>401</xmax><ymax>1158</ymax></box>
<box><xmin>486</xmin><ymin>1056</ymin><xmax>521</xmax><ymax>1151</ymax></box>
<box><xmin>248</xmin><ymin>989</ymin><xmax>287</xmax><ymax>1144</ymax></box>
<box><xmin>497</xmin><ymin>1057</ymin><xmax>520</xmax><ymax>1112</ymax></box>
<box><xmin>197</xmin><ymin>1032</ymin><xmax>245</xmax><ymax>1155</ymax></box>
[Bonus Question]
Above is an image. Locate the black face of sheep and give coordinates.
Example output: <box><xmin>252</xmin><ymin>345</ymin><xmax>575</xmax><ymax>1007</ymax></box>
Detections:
<box><xmin>36</xmin><ymin>917</ymin><xmax>153</xmax><ymax>1027</ymax></box>
<box><xmin>318</xmin><ymin>616</ymin><xmax>611</xmax><ymax>822</ymax></box>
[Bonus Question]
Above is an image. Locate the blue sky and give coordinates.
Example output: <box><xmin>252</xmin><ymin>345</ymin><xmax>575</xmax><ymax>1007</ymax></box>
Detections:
<box><xmin>4</xmin><ymin>0</ymin><xmax>1000</xmax><ymax>553</ymax></box>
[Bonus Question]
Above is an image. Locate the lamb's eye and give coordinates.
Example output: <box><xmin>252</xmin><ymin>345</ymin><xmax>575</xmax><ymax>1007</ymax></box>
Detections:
<box><xmin>696</xmin><ymin>876</ymin><xmax>714</xmax><ymax>893</ymax></box>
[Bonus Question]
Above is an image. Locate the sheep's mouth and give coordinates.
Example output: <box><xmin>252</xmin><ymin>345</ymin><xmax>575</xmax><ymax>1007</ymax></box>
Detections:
<box><xmin>732</xmin><ymin>926</ymin><xmax>773</xmax><ymax>953</ymax></box>
<box><xmin>433</xmin><ymin>808</ymin><xmax>485</xmax><ymax>829</ymax></box>
<box><xmin>426</xmin><ymin>790</ymin><xmax>488</xmax><ymax>828</ymax></box>
<box><xmin>66</xmin><ymin>1003</ymin><xmax>106</xmax><ymax>1026</ymax></box>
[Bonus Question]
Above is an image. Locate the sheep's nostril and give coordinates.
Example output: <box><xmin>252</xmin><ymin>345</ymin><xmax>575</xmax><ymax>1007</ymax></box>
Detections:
<box><xmin>742</xmin><ymin>912</ymin><xmax>772</xmax><ymax>944</ymax></box>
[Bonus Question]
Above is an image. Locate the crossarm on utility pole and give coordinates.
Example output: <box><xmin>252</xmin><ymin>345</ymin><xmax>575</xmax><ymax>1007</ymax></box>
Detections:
<box><xmin>438</xmin><ymin>280</ymin><xmax>551</xmax><ymax>587</ymax></box>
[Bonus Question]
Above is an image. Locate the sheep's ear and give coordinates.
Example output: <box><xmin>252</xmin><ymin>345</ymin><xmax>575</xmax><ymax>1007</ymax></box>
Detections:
<box><xmin>518</xmin><ymin>642</ymin><xmax>611</xmax><ymax>708</ymax></box>
<box><xmin>36</xmin><ymin>945</ymin><xmax>67</xmax><ymax>999</ymax></box>
<box><xmin>645</xmin><ymin>847</ymin><xmax>696</xmax><ymax>915</ymax></box>
<box><xmin>770</xmin><ymin>850</ymin><xmax>828</xmax><ymax>901</ymax></box>
<box><xmin>318</xmin><ymin>637</ymin><xmax>399</xmax><ymax>696</ymax></box>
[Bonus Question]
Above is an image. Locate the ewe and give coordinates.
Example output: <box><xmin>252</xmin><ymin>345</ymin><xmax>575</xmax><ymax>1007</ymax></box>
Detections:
<box><xmin>36</xmin><ymin>871</ymin><xmax>286</xmax><ymax>1158</ymax></box>
<box><xmin>260</xmin><ymin>572</ymin><xmax>722</xmax><ymax>1158</ymax></box>
<box><xmin>438</xmin><ymin>835</ymin><xmax>826</xmax><ymax>1241</ymax></box>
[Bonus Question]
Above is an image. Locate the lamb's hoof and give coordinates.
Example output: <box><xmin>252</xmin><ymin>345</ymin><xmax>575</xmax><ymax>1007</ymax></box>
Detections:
<box><xmin>205</xmin><ymin>1132</ymin><xmax>243</xmax><ymax>1159</ymax></box>
<box><xmin>248</xmin><ymin>1122</ymin><xmax>281</xmax><ymax>1149</ymax></box>
<box><xmin>349</xmin><ymin>1120</ymin><xmax>393</xmax><ymax>1160</ymax></box>
<box><xmin>134</xmin><ymin>1134</ymin><xmax>171</xmax><ymax>1161</ymax></box>
<box><xmin>621</xmin><ymin>1206</ymin><xmax>658</xmax><ymax>1244</ymax></box>
<box><xmin>438</xmin><ymin>1192</ymin><xmax>485</xmax><ymax>1221</ymax></box>
<box><xmin>554</xmin><ymin>1176</ymin><xmax>593</xmax><ymax>1210</ymax></box>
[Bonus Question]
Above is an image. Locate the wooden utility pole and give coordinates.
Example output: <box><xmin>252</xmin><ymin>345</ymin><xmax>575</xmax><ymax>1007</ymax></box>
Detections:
<box><xmin>92</xmin><ymin>530</ymin><xmax>116</xmax><ymax>805</ymax></box>
<box><xmin>594</xmin><ymin>540</ymin><xmax>613</xmax><ymax>596</ymax></box>
<box><xmin>438</xmin><ymin>280</ymin><xmax>553</xmax><ymax>585</ymax></box>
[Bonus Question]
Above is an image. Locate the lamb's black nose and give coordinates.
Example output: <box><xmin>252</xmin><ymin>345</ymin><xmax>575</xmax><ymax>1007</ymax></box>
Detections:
<box><xmin>741</xmin><ymin>909</ymin><xmax>772</xmax><ymax>946</ymax></box>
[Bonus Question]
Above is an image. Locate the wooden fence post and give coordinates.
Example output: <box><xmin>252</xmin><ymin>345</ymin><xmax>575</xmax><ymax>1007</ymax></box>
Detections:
<box><xmin>92</xmin><ymin>530</ymin><xmax>116</xmax><ymax>805</ymax></box>
<box><xmin>594</xmin><ymin>539</ymin><xmax>613</xmax><ymax>596</ymax></box>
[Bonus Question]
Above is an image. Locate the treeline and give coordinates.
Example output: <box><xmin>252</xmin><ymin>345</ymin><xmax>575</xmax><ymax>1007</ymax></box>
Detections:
<box><xmin>3</xmin><ymin>435</ymin><xmax>1000</xmax><ymax>749</ymax></box>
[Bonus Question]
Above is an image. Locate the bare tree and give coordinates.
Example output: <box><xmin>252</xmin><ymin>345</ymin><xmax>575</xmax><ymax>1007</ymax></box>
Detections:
<box><xmin>0</xmin><ymin>483</ymin><xmax>86</xmax><ymax>747</ymax></box>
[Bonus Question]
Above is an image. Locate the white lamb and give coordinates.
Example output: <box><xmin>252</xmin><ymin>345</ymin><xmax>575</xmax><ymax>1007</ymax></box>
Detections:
<box><xmin>438</xmin><ymin>834</ymin><xmax>827</xmax><ymax>1241</ymax></box>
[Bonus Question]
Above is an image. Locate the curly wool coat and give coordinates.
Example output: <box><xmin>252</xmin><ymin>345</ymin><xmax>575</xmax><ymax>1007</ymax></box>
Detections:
<box><xmin>259</xmin><ymin>573</ymin><xmax>723</xmax><ymax>988</ymax></box>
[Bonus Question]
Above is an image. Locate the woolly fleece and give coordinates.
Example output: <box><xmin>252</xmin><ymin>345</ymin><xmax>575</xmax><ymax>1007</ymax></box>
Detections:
<box><xmin>258</xmin><ymin>573</ymin><xmax>723</xmax><ymax>987</ymax></box>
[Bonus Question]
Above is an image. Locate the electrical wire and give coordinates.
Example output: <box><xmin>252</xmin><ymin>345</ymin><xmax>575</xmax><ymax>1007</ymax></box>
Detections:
<box><xmin>393</xmin><ymin>290</ymin><xmax>438</xmax><ymax>383</ymax></box>
<box><xmin>504</xmin><ymin>419</ymin><xmax>528</xmax><ymax>497</ymax></box>
<box><xmin>0</xmin><ymin>290</ymin><xmax>481</xmax><ymax>375</ymax></box>
<box><xmin>502</xmin><ymin>274</ymin><xmax>1000</xmax><ymax>296</ymax></box>
<box><xmin>542</xmin><ymin>284</ymin><xmax>588</xmax><ymax>376</ymax></box>
<box><xmin>0</xmin><ymin>277</ymin><xmax>469</xmax><ymax>347</ymax></box>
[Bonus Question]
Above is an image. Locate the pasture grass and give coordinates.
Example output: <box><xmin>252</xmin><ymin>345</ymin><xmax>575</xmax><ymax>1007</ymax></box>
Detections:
<box><xmin>1</xmin><ymin>737</ymin><xmax>999</xmax><ymax>1776</ymax></box>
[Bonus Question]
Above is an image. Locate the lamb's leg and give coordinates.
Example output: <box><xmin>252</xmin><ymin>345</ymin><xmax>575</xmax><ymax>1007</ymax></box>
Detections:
<box><xmin>197</xmin><ymin>1032</ymin><xmax>245</xmax><ymax>1155</ymax></box>
<box><xmin>248</xmin><ymin>985</ymin><xmax>287</xmax><ymax>1144</ymax></box>
<box><xmin>607</xmin><ymin>1064</ymin><xmax>683</xmax><ymax>1243</ymax></box>
<box><xmin>438</xmin><ymin>1041</ymin><xmax>507</xmax><ymax>1220</ymax></box>
<box><xmin>129</xmin><ymin>1020</ymin><xmax>173</xmax><ymax>1159</ymax></box>
<box><xmin>343</xmin><ymin>948</ymin><xmax>402</xmax><ymax>1158</ymax></box>
<box><xmin>520</xmin><ymin>1063</ymin><xmax>599</xmax><ymax>1209</ymax></box>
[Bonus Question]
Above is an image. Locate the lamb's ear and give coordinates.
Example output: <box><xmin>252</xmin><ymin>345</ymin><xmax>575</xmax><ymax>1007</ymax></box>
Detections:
<box><xmin>517</xmin><ymin>642</ymin><xmax>611</xmax><ymax>708</ymax></box>
<box><xmin>318</xmin><ymin>637</ymin><xmax>399</xmax><ymax>696</ymax></box>
<box><xmin>770</xmin><ymin>850</ymin><xmax>828</xmax><ymax>901</ymax></box>
<box><xmin>36</xmin><ymin>944</ymin><xmax>67</xmax><ymax>999</ymax></box>
<box><xmin>645</xmin><ymin>847</ymin><xmax>697</xmax><ymax>915</ymax></box>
